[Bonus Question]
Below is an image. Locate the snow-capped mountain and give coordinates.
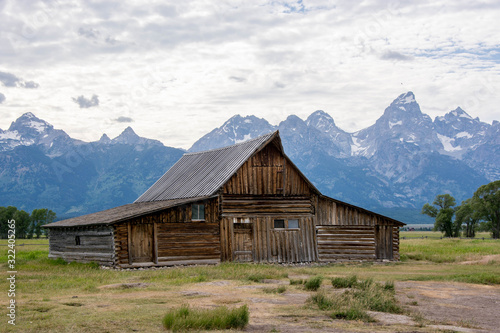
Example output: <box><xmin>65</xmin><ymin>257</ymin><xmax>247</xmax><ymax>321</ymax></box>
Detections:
<box><xmin>0</xmin><ymin>115</ymin><xmax>184</xmax><ymax>218</ymax></box>
<box><xmin>0</xmin><ymin>112</ymin><xmax>81</xmax><ymax>157</ymax></box>
<box><xmin>189</xmin><ymin>92</ymin><xmax>496</xmax><ymax>221</ymax></box>
<box><xmin>188</xmin><ymin>115</ymin><xmax>275</xmax><ymax>152</ymax></box>
<box><xmin>1</xmin><ymin>92</ymin><xmax>497</xmax><ymax>224</ymax></box>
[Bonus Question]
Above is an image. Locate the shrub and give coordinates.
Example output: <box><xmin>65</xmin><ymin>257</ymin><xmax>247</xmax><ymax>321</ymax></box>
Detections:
<box><xmin>331</xmin><ymin>275</ymin><xmax>357</xmax><ymax>288</ymax></box>
<box><xmin>304</xmin><ymin>276</ymin><xmax>323</xmax><ymax>291</ymax></box>
<box><xmin>162</xmin><ymin>304</ymin><xmax>249</xmax><ymax>331</ymax></box>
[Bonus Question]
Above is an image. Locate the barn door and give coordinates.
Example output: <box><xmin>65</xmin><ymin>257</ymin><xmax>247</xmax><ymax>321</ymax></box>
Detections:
<box><xmin>375</xmin><ymin>226</ymin><xmax>393</xmax><ymax>260</ymax></box>
<box><xmin>233</xmin><ymin>223</ymin><xmax>253</xmax><ymax>262</ymax></box>
<box><xmin>129</xmin><ymin>224</ymin><xmax>154</xmax><ymax>263</ymax></box>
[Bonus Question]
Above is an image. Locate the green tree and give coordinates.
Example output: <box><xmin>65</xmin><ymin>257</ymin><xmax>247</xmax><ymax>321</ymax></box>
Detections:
<box><xmin>0</xmin><ymin>206</ymin><xmax>18</xmax><ymax>239</ymax></box>
<box><xmin>422</xmin><ymin>194</ymin><xmax>458</xmax><ymax>237</ymax></box>
<box><xmin>13</xmin><ymin>209</ymin><xmax>31</xmax><ymax>239</ymax></box>
<box><xmin>455</xmin><ymin>199</ymin><xmax>480</xmax><ymax>238</ymax></box>
<box><xmin>30</xmin><ymin>209</ymin><xmax>56</xmax><ymax>238</ymax></box>
<box><xmin>473</xmin><ymin>180</ymin><xmax>500</xmax><ymax>239</ymax></box>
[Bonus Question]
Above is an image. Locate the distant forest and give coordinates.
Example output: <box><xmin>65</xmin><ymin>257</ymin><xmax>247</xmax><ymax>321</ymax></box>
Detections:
<box><xmin>0</xmin><ymin>207</ymin><xmax>56</xmax><ymax>239</ymax></box>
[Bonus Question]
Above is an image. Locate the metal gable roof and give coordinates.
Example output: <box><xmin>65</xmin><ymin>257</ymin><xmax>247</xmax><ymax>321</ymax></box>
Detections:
<box><xmin>135</xmin><ymin>131</ymin><xmax>278</xmax><ymax>202</ymax></box>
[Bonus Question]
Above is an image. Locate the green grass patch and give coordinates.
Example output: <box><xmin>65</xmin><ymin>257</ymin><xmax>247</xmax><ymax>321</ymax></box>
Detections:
<box><xmin>304</xmin><ymin>276</ymin><xmax>323</xmax><ymax>291</ymax></box>
<box><xmin>331</xmin><ymin>275</ymin><xmax>357</xmax><ymax>288</ymax></box>
<box><xmin>400</xmin><ymin>238</ymin><xmax>500</xmax><ymax>263</ymax></box>
<box><xmin>309</xmin><ymin>277</ymin><xmax>402</xmax><ymax>322</ymax></box>
<box><xmin>162</xmin><ymin>304</ymin><xmax>249</xmax><ymax>331</ymax></box>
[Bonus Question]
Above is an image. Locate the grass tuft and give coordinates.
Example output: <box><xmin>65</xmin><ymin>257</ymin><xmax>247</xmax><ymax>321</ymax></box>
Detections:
<box><xmin>309</xmin><ymin>277</ymin><xmax>402</xmax><ymax>322</ymax></box>
<box><xmin>304</xmin><ymin>276</ymin><xmax>323</xmax><ymax>291</ymax></box>
<box><xmin>162</xmin><ymin>304</ymin><xmax>249</xmax><ymax>331</ymax></box>
<box><xmin>331</xmin><ymin>275</ymin><xmax>357</xmax><ymax>289</ymax></box>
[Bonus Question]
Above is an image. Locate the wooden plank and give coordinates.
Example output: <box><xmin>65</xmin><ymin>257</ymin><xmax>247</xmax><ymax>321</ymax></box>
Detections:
<box><xmin>127</xmin><ymin>223</ymin><xmax>132</xmax><ymax>265</ymax></box>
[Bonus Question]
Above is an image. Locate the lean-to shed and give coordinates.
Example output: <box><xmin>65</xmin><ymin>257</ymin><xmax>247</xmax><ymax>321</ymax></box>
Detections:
<box><xmin>44</xmin><ymin>131</ymin><xmax>405</xmax><ymax>267</ymax></box>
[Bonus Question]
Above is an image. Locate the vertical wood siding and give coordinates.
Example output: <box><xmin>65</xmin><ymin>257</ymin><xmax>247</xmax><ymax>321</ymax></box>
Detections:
<box><xmin>223</xmin><ymin>143</ymin><xmax>310</xmax><ymax>196</ymax></box>
<box><xmin>48</xmin><ymin>226</ymin><xmax>115</xmax><ymax>265</ymax></box>
<box><xmin>221</xmin><ymin>216</ymin><xmax>317</xmax><ymax>263</ymax></box>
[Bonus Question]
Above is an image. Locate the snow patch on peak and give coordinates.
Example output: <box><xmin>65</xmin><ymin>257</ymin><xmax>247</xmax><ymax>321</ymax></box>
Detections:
<box><xmin>389</xmin><ymin>120</ymin><xmax>403</xmax><ymax>129</ymax></box>
<box><xmin>456</xmin><ymin>131</ymin><xmax>472</xmax><ymax>139</ymax></box>
<box><xmin>234</xmin><ymin>133</ymin><xmax>252</xmax><ymax>144</ymax></box>
<box><xmin>28</xmin><ymin>120</ymin><xmax>49</xmax><ymax>133</ymax></box>
<box><xmin>437</xmin><ymin>134</ymin><xmax>462</xmax><ymax>152</ymax></box>
<box><xmin>244</xmin><ymin>119</ymin><xmax>252</xmax><ymax>124</ymax></box>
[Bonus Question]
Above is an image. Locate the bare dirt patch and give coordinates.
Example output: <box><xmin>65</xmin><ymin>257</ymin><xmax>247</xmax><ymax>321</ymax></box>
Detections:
<box><xmin>397</xmin><ymin>281</ymin><xmax>500</xmax><ymax>332</ymax></box>
<box><xmin>460</xmin><ymin>254</ymin><xmax>500</xmax><ymax>265</ymax></box>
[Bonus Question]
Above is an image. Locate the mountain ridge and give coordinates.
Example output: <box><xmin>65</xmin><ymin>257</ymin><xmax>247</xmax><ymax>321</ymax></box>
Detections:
<box><xmin>0</xmin><ymin>92</ymin><xmax>497</xmax><ymax>224</ymax></box>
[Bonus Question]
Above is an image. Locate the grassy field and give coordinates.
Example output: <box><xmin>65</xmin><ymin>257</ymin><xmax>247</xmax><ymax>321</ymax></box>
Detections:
<box><xmin>0</xmin><ymin>236</ymin><xmax>499</xmax><ymax>332</ymax></box>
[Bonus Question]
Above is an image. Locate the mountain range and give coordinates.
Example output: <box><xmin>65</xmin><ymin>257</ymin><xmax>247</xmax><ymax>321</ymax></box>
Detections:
<box><xmin>0</xmin><ymin>92</ymin><xmax>497</xmax><ymax>223</ymax></box>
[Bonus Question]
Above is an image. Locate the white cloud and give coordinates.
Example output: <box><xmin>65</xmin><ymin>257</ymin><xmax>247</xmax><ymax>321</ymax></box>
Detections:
<box><xmin>0</xmin><ymin>0</ymin><xmax>499</xmax><ymax>148</ymax></box>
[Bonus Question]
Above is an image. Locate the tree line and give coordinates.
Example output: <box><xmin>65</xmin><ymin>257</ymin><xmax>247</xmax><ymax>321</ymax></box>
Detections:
<box><xmin>422</xmin><ymin>180</ymin><xmax>500</xmax><ymax>238</ymax></box>
<box><xmin>0</xmin><ymin>206</ymin><xmax>56</xmax><ymax>239</ymax></box>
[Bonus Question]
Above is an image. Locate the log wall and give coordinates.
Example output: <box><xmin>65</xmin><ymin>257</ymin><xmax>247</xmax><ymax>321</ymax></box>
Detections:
<box><xmin>392</xmin><ymin>226</ymin><xmax>400</xmax><ymax>261</ymax></box>
<box><xmin>47</xmin><ymin>226</ymin><xmax>115</xmax><ymax>266</ymax></box>
<box><xmin>316</xmin><ymin>225</ymin><xmax>376</xmax><ymax>262</ymax></box>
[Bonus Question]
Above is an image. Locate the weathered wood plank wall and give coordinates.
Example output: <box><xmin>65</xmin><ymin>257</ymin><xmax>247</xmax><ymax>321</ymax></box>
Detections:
<box><xmin>316</xmin><ymin>225</ymin><xmax>376</xmax><ymax>261</ymax></box>
<box><xmin>221</xmin><ymin>216</ymin><xmax>317</xmax><ymax>263</ymax></box>
<box><xmin>223</xmin><ymin>142</ymin><xmax>311</xmax><ymax>196</ymax></box>
<box><xmin>114</xmin><ymin>198</ymin><xmax>220</xmax><ymax>267</ymax></box>
<box><xmin>48</xmin><ymin>226</ymin><xmax>115</xmax><ymax>265</ymax></box>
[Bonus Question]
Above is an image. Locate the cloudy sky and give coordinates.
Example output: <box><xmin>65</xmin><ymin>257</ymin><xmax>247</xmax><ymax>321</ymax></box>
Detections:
<box><xmin>0</xmin><ymin>0</ymin><xmax>499</xmax><ymax>148</ymax></box>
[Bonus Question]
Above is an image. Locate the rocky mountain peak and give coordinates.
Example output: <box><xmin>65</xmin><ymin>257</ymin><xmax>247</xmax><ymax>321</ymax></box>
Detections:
<box><xmin>392</xmin><ymin>91</ymin><xmax>416</xmax><ymax>106</ymax></box>
<box><xmin>99</xmin><ymin>133</ymin><xmax>111</xmax><ymax>144</ymax></box>
<box><xmin>8</xmin><ymin>112</ymin><xmax>53</xmax><ymax>136</ymax></box>
<box><xmin>113</xmin><ymin>126</ymin><xmax>140</xmax><ymax>144</ymax></box>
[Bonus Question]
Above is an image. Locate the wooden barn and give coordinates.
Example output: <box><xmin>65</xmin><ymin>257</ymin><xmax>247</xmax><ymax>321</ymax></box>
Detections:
<box><xmin>44</xmin><ymin>131</ymin><xmax>404</xmax><ymax>267</ymax></box>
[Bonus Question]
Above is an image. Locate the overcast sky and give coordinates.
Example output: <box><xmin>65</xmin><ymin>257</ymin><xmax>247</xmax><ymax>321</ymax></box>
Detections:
<box><xmin>0</xmin><ymin>0</ymin><xmax>499</xmax><ymax>148</ymax></box>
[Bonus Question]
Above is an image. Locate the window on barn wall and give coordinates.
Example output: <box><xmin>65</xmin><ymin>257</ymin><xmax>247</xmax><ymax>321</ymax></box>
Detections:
<box><xmin>273</xmin><ymin>219</ymin><xmax>300</xmax><ymax>229</ymax></box>
<box><xmin>274</xmin><ymin>219</ymin><xmax>285</xmax><ymax>228</ymax></box>
<box><xmin>75</xmin><ymin>236</ymin><xmax>81</xmax><ymax>245</ymax></box>
<box><xmin>192</xmin><ymin>204</ymin><xmax>205</xmax><ymax>221</ymax></box>
<box><xmin>288</xmin><ymin>219</ymin><xmax>299</xmax><ymax>229</ymax></box>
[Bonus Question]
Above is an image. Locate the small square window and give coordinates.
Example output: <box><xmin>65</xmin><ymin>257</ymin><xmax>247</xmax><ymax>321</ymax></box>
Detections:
<box><xmin>274</xmin><ymin>219</ymin><xmax>285</xmax><ymax>228</ymax></box>
<box><xmin>192</xmin><ymin>204</ymin><xmax>205</xmax><ymax>220</ymax></box>
<box><xmin>288</xmin><ymin>219</ymin><xmax>299</xmax><ymax>229</ymax></box>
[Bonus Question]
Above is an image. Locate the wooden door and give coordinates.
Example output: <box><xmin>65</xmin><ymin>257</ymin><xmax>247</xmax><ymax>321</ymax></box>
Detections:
<box><xmin>233</xmin><ymin>223</ymin><xmax>253</xmax><ymax>262</ymax></box>
<box><xmin>375</xmin><ymin>226</ymin><xmax>393</xmax><ymax>260</ymax></box>
<box><xmin>129</xmin><ymin>224</ymin><xmax>154</xmax><ymax>263</ymax></box>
